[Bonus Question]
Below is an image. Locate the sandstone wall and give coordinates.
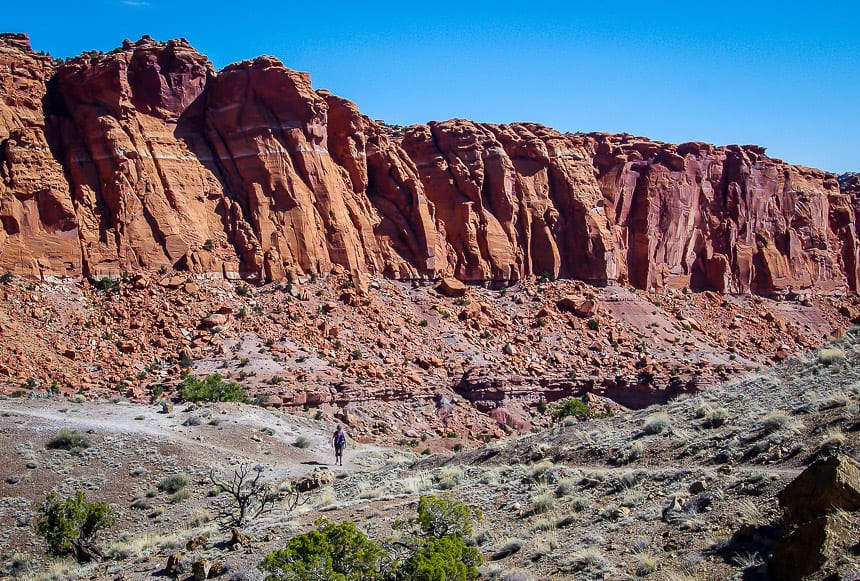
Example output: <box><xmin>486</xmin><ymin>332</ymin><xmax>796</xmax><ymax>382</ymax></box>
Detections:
<box><xmin>1</xmin><ymin>34</ymin><xmax>857</xmax><ymax>295</ymax></box>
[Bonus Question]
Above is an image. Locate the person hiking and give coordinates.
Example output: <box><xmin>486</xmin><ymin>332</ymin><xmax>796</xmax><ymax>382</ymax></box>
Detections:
<box><xmin>332</xmin><ymin>425</ymin><xmax>346</xmax><ymax>466</ymax></box>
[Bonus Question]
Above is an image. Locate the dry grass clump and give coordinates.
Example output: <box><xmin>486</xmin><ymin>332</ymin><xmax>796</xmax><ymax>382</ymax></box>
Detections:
<box><xmin>815</xmin><ymin>392</ymin><xmax>852</xmax><ymax>410</ymax></box>
<box><xmin>759</xmin><ymin>410</ymin><xmax>803</xmax><ymax>435</ymax></box>
<box><xmin>580</xmin><ymin>470</ymin><xmax>607</xmax><ymax>488</ymax></box>
<box><xmin>529</xmin><ymin>459</ymin><xmax>554</xmax><ymax>479</ymax></box>
<box><xmin>563</xmin><ymin>547</ymin><xmax>610</xmax><ymax>573</ymax></box>
<box><xmin>635</xmin><ymin>552</ymin><xmax>659</xmax><ymax>576</ymax></box>
<box><xmin>357</xmin><ymin>483</ymin><xmax>381</xmax><ymax>500</ymax></box>
<box><xmin>436</xmin><ymin>466</ymin><xmax>464</xmax><ymax>490</ymax></box>
<box><xmin>529</xmin><ymin>491</ymin><xmax>555</xmax><ymax>515</ymax></box>
<box><xmin>695</xmin><ymin>402</ymin><xmax>729</xmax><ymax>427</ymax></box>
<box><xmin>571</xmin><ymin>496</ymin><xmax>590</xmax><ymax>512</ymax></box>
<box><xmin>736</xmin><ymin>498</ymin><xmax>763</xmax><ymax>526</ymax></box>
<box><xmin>531</xmin><ymin>516</ymin><xmax>556</xmax><ymax>532</ymax></box>
<box><xmin>642</xmin><ymin>412</ymin><xmax>671</xmax><ymax>435</ymax></box>
<box><xmin>554</xmin><ymin>478</ymin><xmax>576</xmax><ymax>497</ymax></box>
<box><xmin>612</xmin><ymin>441</ymin><xmax>644</xmax><ymax>465</ymax></box>
<box><xmin>817</xmin><ymin>348</ymin><xmax>846</xmax><ymax>365</ymax></box>
<box><xmin>400</xmin><ymin>471</ymin><xmax>432</xmax><ymax>494</ymax></box>
<box><xmin>187</xmin><ymin>508</ymin><xmax>213</xmax><ymax>528</ymax></box>
<box><xmin>46</xmin><ymin>428</ymin><xmax>90</xmax><ymax>453</ymax></box>
<box><xmin>158</xmin><ymin>473</ymin><xmax>189</xmax><ymax>494</ymax></box>
<box><xmin>315</xmin><ymin>488</ymin><xmax>336</xmax><ymax>507</ymax></box>
<box><xmin>493</xmin><ymin>538</ymin><xmax>524</xmax><ymax>560</ymax></box>
<box><xmin>820</xmin><ymin>428</ymin><xmax>846</xmax><ymax>454</ymax></box>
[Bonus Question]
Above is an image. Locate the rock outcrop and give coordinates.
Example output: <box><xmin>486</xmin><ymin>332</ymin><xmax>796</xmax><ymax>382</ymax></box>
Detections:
<box><xmin>1</xmin><ymin>33</ymin><xmax>858</xmax><ymax>296</ymax></box>
<box><xmin>770</xmin><ymin>454</ymin><xmax>860</xmax><ymax>580</ymax></box>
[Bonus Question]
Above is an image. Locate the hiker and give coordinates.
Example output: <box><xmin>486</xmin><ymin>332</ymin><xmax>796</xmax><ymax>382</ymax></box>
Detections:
<box><xmin>332</xmin><ymin>425</ymin><xmax>346</xmax><ymax>466</ymax></box>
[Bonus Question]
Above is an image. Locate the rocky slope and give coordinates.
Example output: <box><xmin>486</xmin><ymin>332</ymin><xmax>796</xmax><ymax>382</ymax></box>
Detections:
<box><xmin>2</xmin><ymin>329</ymin><xmax>858</xmax><ymax>580</ymax></box>
<box><xmin>1</xmin><ymin>33</ymin><xmax>858</xmax><ymax>296</ymax></box>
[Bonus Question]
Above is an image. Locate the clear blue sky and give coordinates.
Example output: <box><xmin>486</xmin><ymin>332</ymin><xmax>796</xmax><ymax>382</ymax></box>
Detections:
<box><xmin>5</xmin><ymin>1</ymin><xmax>858</xmax><ymax>173</ymax></box>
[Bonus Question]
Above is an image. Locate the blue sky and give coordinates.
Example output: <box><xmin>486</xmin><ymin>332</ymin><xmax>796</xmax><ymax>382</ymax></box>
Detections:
<box><xmin>5</xmin><ymin>1</ymin><xmax>858</xmax><ymax>173</ymax></box>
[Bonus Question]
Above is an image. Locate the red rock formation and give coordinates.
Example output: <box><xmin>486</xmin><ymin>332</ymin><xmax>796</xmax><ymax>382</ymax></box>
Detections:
<box><xmin>0</xmin><ymin>34</ymin><xmax>857</xmax><ymax>296</ymax></box>
<box><xmin>0</xmin><ymin>34</ymin><xmax>77</xmax><ymax>276</ymax></box>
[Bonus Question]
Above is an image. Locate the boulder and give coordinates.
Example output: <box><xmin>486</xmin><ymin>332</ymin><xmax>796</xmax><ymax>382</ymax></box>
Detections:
<box><xmin>770</xmin><ymin>454</ymin><xmax>860</xmax><ymax>580</ymax></box>
<box><xmin>191</xmin><ymin>559</ymin><xmax>210</xmax><ymax>580</ymax></box>
<box><xmin>164</xmin><ymin>551</ymin><xmax>183</xmax><ymax>574</ymax></box>
<box><xmin>557</xmin><ymin>296</ymin><xmax>598</xmax><ymax>317</ymax></box>
<box><xmin>294</xmin><ymin>468</ymin><xmax>335</xmax><ymax>492</ymax></box>
<box><xmin>436</xmin><ymin>277</ymin><xmax>467</xmax><ymax>297</ymax></box>
<box><xmin>777</xmin><ymin>454</ymin><xmax>860</xmax><ymax>525</ymax></box>
<box><xmin>229</xmin><ymin>527</ymin><xmax>251</xmax><ymax>549</ymax></box>
<box><xmin>185</xmin><ymin>534</ymin><xmax>208</xmax><ymax>550</ymax></box>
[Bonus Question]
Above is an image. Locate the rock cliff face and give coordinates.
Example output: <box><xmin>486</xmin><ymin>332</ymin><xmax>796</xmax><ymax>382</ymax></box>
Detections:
<box><xmin>1</xmin><ymin>33</ymin><xmax>858</xmax><ymax>295</ymax></box>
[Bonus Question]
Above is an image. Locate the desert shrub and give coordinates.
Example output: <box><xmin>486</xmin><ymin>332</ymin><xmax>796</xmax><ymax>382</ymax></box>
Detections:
<box><xmin>34</xmin><ymin>490</ymin><xmax>115</xmax><ymax>562</ymax></box>
<box><xmin>46</xmin><ymin>429</ymin><xmax>90</xmax><ymax>454</ymax></box>
<box><xmin>202</xmin><ymin>239</ymin><xmax>214</xmax><ymax>251</ymax></box>
<box><xmin>157</xmin><ymin>473</ymin><xmax>188</xmax><ymax>494</ymax></box>
<box><xmin>550</xmin><ymin>398</ymin><xmax>593</xmax><ymax>423</ymax></box>
<box><xmin>260</xmin><ymin>495</ymin><xmax>480</xmax><ymax>580</ymax></box>
<box><xmin>92</xmin><ymin>276</ymin><xmax>118</xmax><ymax>292</ymax></box>
<box><xmin>416</xmin><ymin>495</ymin><xmax>480</xmax><ymax>538</ymax></box>
<box><xmin>293</xmin><ymin>436</ymin><xmax>310</xmax><ymax>449</ymax></box>
<box><xmin>171</xmin><ymin>489</ymin><xmax>191</xmax><ymax>503</ymax></box>
<box><xmin>259</xmin><ymin>520</ymin><xmax>384</xmax><ymax>580</ymax></box>
<box><xmin>210</xmin><ymin>464</ymin><xmax>294</xmax><ymax>528</ymax></box>
<box><xmin>492</xmin><ymin>539</ymin><xmax>523</xmax><ymax>560</ymax></box>
<box><xmin>400</xmin><ymin>534</ymin><xmax>481</xmax><ymax>580</ymax></box>
<box><xmin>180</xmin><ymin>373</ymin><xmax>248</xmax><ymax>403</ymax></box>
<box><xmin>642</xmin><ymin>412</ymin><xmax>671</xmax><ymax>435</ymax></box>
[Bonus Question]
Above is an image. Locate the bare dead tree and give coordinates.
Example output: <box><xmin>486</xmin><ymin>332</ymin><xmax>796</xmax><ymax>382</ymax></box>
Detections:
<box><xmin>209</xmin><ymin>464</ymin><xmax>278</xmax><ymax>528</ymax></box>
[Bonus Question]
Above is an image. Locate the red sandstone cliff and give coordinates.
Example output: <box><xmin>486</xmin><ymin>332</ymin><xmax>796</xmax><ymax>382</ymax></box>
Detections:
<box><xmin>1</xmin><ymin>33</ymin><xmax>858</xmax><ymax>295</ymax></box>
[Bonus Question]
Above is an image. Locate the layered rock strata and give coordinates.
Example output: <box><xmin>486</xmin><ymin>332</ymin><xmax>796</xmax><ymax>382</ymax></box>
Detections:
<box><xmin>1</xmin><ymin>34</ymin><xmax>858</xmax><ymax>296</ymax></box>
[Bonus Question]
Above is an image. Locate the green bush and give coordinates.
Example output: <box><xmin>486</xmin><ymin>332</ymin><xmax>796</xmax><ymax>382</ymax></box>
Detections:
<box><xmin>46</xmin><ymin>429</ymin><xmax>90</xmax><ymax>453</ymax></box>
<box><xmin>550</xmin><ymin>398</ymin><xmax>593</xmax><ymax>423</ymax></box>
<box><xmin>180</xmin><ymin>373</ymin><xmax>248</xmax><ymax>403</ymax></box>
<box><xmin>34</xmin><ymin>490</ymin><xmax>115</xmax><ymax>561</ymax></box>
<box><xmin>399</xmin><ymin>535</ymin><xmax>481</xmax><ymax>580</ymax></box>
<box><xmin>93</xmin><ymin>276</ymin><xmax>118</xmax><ymax>292</ymax></box>
<box><xmin>259</xmin><ymin>519</ymin><xmax>384</xmax><ymax>580</ymax></box>
<box><xmin>260</xmin><ymin>496</ymin><xmax>482</xmax><ymax>580</ymax></box>
<box><xmin>415</xmin><ymin>495</ymin><xmax>480</xmax><ymax>538</ymax></box>
<box><xmin>157</xmin><ymin>473</ymin><xmax>188</xmax><ymax>494</ymax></box>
